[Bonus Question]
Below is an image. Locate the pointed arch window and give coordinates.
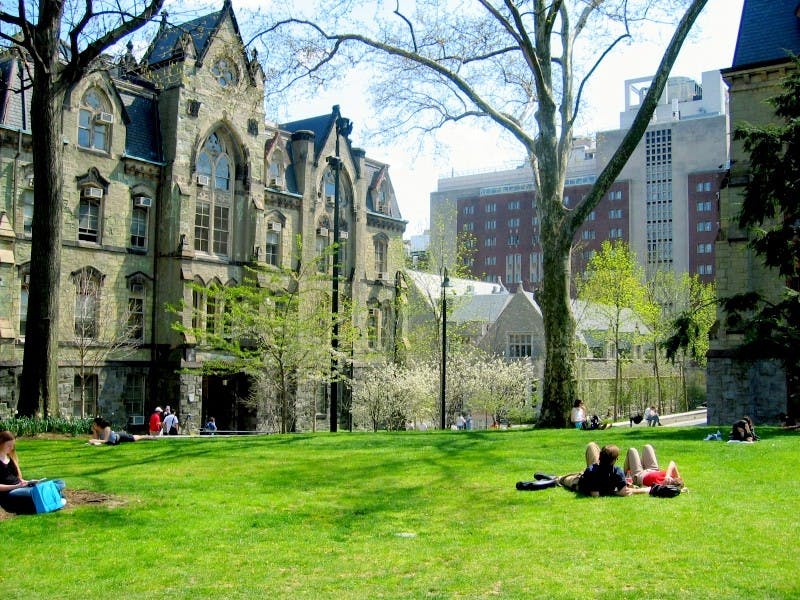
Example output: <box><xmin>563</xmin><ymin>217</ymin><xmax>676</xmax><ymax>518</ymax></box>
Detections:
<box><xmin>195</xmin><ymin>132</ymin><xmax>233</xmax><ymax>256</ymax></box>
<box><xmin>78</xmin><ymin>89</ymin><xmax>111</xmax><ymax>152</ymax></box>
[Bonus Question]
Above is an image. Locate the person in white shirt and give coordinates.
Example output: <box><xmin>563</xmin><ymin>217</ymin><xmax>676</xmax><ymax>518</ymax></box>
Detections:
<box><xmin>163</xmin><ymin>411</ymin><xmax>179</xmax><ymax>435</ymax></box>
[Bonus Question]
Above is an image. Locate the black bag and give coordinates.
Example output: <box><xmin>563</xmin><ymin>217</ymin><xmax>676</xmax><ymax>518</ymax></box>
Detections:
<box><xmin>516</xmin><ymin>479</ymin><xmax>558</xmax><ymax>491</ymax></box>
<box><xmin>649</xmin><ymin>483</ymin><xmax>682</xmax><ymax>498</ymax></box>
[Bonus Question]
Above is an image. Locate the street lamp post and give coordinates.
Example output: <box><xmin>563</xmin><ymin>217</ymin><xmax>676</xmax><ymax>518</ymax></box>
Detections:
<box><xmin>440</xmin><ymin>268</ymin><xmax>450</xmax><ymax>430</ymax></box>
<box><xmin>327</xmin><ymin>111</ymin><xmax>352</xmax><ymax>433</ymax></box>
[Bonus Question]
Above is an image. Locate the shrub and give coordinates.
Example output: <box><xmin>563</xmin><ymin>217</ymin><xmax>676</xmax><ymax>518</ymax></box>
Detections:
<box><xmin>0</xmin><ymin>416</ymin><xmax>93</xmax><ymax>437</ymax></box>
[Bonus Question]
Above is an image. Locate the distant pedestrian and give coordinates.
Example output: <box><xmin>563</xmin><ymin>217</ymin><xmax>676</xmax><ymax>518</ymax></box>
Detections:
<box><xmin>204</xmin><ymin>417</ymin><xmax>217</xmax><ymax>435</ymax></box>
<box><xmin>645</xmin><ymin>406</ymin><xmax>661</xmax><ymax>427</ymax></box>
<box><xmin>570</xmin><ymin>399</ymin><xmax>586</xmax><ymax>429</ymax></box>
<box><xmin>149</xmin><ymin>407</ymin><xmax>163</xmax><ymax>436</ymax></box>
<box><xmin>456</xmin><ymin>414</ymin><xmax>466</xmax><ymax>430</ymax></box>
<box><xmin>163</xmin><ymin>411</ymin><xmax>179</xmax><ymax>435</ymax></box>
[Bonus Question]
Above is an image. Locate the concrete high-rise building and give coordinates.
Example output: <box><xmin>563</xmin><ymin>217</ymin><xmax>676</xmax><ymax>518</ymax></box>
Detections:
<box><xmin>430</xmin><ymin>71</ymin><xmax>728</xmax><ymax>290</ymax></box>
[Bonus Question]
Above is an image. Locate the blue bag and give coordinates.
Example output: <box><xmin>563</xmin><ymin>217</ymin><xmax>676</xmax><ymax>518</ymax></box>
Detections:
<box><xmin>30</xmin><ymin>480</ymin><xmax>65</xmax><ymax>513</ymax></box>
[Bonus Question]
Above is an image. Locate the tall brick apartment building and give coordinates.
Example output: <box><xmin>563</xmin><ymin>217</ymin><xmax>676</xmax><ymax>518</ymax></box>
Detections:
<box><xmin>430</xmin><ymin>71</ymin><xmax>728</xmax><ymax>291</ymax></box>
<box><xmin>0</xmin><ymin>2</ymin><xmax>406</xmax><ymax>431</ymax></box>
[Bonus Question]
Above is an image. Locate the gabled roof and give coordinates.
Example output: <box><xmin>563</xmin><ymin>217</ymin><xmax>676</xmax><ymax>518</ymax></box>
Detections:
<box><xmin>119</xmin><ymin>89</ymin><xmax>162</xmax><ymax>162</ymax></box>
<box><xmin>281</xmin><ymin>107</ymin><xmax>340</xmax><ymax>163</ymax></box>
<box><xmin>730</xmin><ymin>0</ymin><xmax>800</xmax><ymax>70</ymax></box>
<box><xmin>143</xmin><ymin>0</ymin><xmax>241</xmax><ymax>68</ymax></box>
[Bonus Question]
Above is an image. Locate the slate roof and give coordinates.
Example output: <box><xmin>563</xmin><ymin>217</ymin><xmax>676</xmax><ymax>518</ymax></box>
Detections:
<box><xmin>119</xmin><ymin>90</ymin><xmax>162</xmax><ymax>162</ymax></box>
<box><xmin>0</xmin><ymin>57</ymin><xmax>32</xmax><ymax>131</ymax></box>
<box><xmin>730</xmin><ymin>0</ymin><xmax>800</xmax><ymax>69</ymax></box>
<box><xmin>143</xmin><ymin>6</ymin><xmax>227</xmax><ymax>67</ymax></box>
<box><xmin>281</xmin><ymin>110</ymin><xmax>338</xmax><ymax>163</ymax></box>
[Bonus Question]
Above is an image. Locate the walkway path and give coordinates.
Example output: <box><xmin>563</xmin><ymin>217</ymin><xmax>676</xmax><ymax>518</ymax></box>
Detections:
<box><xmin>611</xmin><ymin>408</ymin><xmax>707</xmax><ymax>428</ymax></box>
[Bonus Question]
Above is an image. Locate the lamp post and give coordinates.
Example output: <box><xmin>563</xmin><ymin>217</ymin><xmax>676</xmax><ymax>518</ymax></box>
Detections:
<box><xmin>440</xmin><ymin>267</ymin><xmax>450</xmax><ymax>430</ymax></box>
<box><xmin>327</xmin><ymin>110</ymin><xmax>352</xmax><ymax>433</ymax></box>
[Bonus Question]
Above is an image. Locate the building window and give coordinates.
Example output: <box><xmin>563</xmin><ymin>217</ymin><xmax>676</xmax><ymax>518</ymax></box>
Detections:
<box><xmin>697</xmin><ymin>243</ymin><xmax>713</xmax><ymax>254</ymax></box>
<box><xmin>73</xmin><ymin>268</ymin><xmax>102</xmax><ymax>339</ymax></box>
<box><xmin>78</xmin><ymin>190</ymin><xmax>102</xmax><ymax>243</ymax></box>
<box><xmin>367</xmin><ymin>306</ymin><xmax>379</xmax><ymax>349</ymax></box>
<box><xmin>19</xmin><ymin>266</ymin><xmax>29</xmax><ymax>336</ymax></box>
<box><xmin>697</xmin><ymin>221</ymin><xmax>713</xmax><ymax>232</ymax></box>
<box><xmin>507</xmin><ymin>234</ymin><xmax>519</xmax><ymax>246</ymax></box>
<box><xmin>609</xmin><ymin>228</ymin><xmax>623</xmax><ymax>239</ymax></box>
<box><xmin>609</xmin><ymin>209</ymin><xmax>623</xmax><ymax>219</ymax></box>
<box><xmin>485</xmin><ymin>256</ymin><xmax>497</xmax><ymax>266</ymax></box>
<box><xmin>462</xmin><ymin>205</ymin><xmax>474</xmax><ymax>215</ymax></box>
<box><xmin>22</xmin><ymin>190</ymin><xmax>34</xmax><ymax>235</ymax></box>
<box><xmin>72</xmin><ymin>374</ymin><xmax>98</xmax><ymax>418</ymax></box>
<box><xmin>130</xmin><ymin>205</ymin><xmax>148</xmax><ymax>249</ymax></box>
<box><xmin>507</xmin><ymin>218</ymin><xmax>520</xmax><ymax>228</ymax></box>
<box><xmin>128</xmin><ymin>276</ymin><xmax>146</xmax><ymax>342</ymax></box>
<box><xmin>374</xmin><ymin>236</ymin><xmax>388</xmax><ymax>277</ymax></box>
<box><xmin>78</xmin><ymin>88</ymin><xmax>111</xmax><ymax>152</ymax></box>
<box><xmin>268</xmin><ymin>151</ymin><xmax>283</xmax><ymax>187</ymax></box>
<box><xmin>582</xmin><ymin>229</ymin><xmax>596</xmax><ymax>240</ymax></box>
<box><xmin>508</xmin><ymin>333</ymin><xmax>533</xmax><ymax>358</ymax></box>
<box><xmin>508</xmin><ymin>200</ymin><xmax>520</xmax><ymax>210</ymax></box>
<box><xmin>212</xmin><ymin>59</ymin><xmax>238</xmax><ymax>87</ymax></box>
<box><xmin>698</xmin><ymin>264</ymin><xmax>714</xmax><ymax>275</ymax></box>
<box><xmin>485</xmin><ymin>237</ymin><xmax>496</xmax><ymax>248</ymax></box>
<box><xmin>486</xmin><ymin>220</ymin><xmax>496</xmax><ymax>230</ymax></box>
<box><xmin>697</xmin><ymin>200</ymin><xmax>712</xmax><ymax>212</ymax></box>
<box><xmin>505</xmin><ymin>253</ymin><xmax>522</xmax><ymax>283</ymax></box>
<box><xmin>195</xmin><ymin>132</ymin><xmax>233</xmax><ymax>256</ymax></box>
<box><xmin>485</xmin><ymin>203</ymin><xmax>497</xmax><ymax>213</ymax></box>
<box><xmin>124</xmin><ymin>374</ymin><xmax>146</xmax><ymax>426</ymax></box>
<box><xmin>463</xmin><ymin>222</ymin><xmax>474</xmax><ymax>231</ymax></box>
<box><xmin>265</xmin><ymin>229</ymin><xmax>280</xmax><ymax>267</ymax></box>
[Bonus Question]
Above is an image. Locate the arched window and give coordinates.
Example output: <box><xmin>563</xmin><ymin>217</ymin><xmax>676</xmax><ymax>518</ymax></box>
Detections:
<box><xmin>265</xmin><ymin>213</ymin><xmax>284</xmax><ymax>267</ymax></box>
<box><xmin>195</xmin><ymin>132</ymin><xmax>233</xmax><ymax>256</ymax></box>
<box><xmin>78</xmin><ymin>88</ymin><xmax>111</xmax><ymax>152</ymax></box>
<box><xmin>268</xmin><ymin>150</ymin><xmax>283</xmax><ymax>188</ymax></box>
<box><xmin>127</xmin><ymin>275</ymin><xmax>147</xmax><ymax>342</ymax></box>
<box><xmin>73</xmin><ymin>267</ymin><xmax>104</xmax><ymax>339</ymax></box>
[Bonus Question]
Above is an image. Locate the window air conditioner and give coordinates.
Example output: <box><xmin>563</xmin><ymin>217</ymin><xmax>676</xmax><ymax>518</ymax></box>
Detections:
<box><xmin>316</xmin><ymin>227</ymin><xmax>328</xmax><ymax>237</ymax></box>
<box><xmin>369</xmin><ymin>308</ymin><xmax>380</xmax><ymax>317</ymax></box>
<box><xmin>376</xmin><ymin>272</ymin><xmax>385</xmax><ymax>281</ymax></box>
<box><xmin>133</xmin><ymin>196</ymin><xmax>152</xmax><ymax>208</ymax></box>
<box><xmin>339</xmin><ymin>231</ymin><xmax>348</xmax><ymax>240</ymax></box>
<box><xmin>96</xmin><ymin>112</ymin><xmax>114</xmax><ymax>124</ymax></box>
<box><xmin>84</xmin><ymin>187</ymin><xmax>103</xmax><ymax>198</ymax></box>
<box><xmin>267</xmin><ymin>222</ymin><xmax>282</xmax><ymax>232</ymax></box>
<box><xmin>197</xmin><ymin>174</ymin><xmax>210</xmax><ymax>186</ymax></box>
<box><xmin>26</xmin><ymin>176</ymin><xmax>34</xmax><ymax>188</ymax></box>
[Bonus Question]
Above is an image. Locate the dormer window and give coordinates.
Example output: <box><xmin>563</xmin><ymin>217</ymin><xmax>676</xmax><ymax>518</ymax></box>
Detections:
<box><xmin>78</xmin><ymin>89</ymin><xmax>111</xmax><ymax>152</ymax></box>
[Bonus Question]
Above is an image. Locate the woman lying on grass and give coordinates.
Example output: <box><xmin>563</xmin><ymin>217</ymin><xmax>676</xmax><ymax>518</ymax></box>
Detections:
<box><xmin>88</xmin><ymin>417</ymin><xmax>154</xmax><ymax>446</ymax></box>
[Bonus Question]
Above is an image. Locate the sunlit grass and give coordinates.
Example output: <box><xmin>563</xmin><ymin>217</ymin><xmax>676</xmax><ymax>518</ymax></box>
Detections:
<box><xmin>6</xmin><ymin>427</ymin><xmax>799</xmax><ymax>599</ymax></box>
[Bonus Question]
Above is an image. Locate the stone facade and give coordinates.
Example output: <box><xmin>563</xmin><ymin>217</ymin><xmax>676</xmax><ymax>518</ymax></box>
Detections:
<box><xmin>0</xmin><ymin>2</ymin><xmax>405</xmax><ymax>431</ymax></box>
<box><xmin>708</xmin><ymin>0</ymin><xmax>800</xmax><ymax>425</ymax></box>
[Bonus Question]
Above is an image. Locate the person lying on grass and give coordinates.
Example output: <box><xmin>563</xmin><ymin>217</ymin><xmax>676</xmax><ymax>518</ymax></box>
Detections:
<box><xmin>542</xmin><ymin>443</ymin><xmax>649</xmax><ymax>497</ymax></box>
<box><xmin>623</xmin><ymin>444</ymin><xmax>684</xmax><ymax>489</ymax></box>
<box><xmin>87</xmin><ymin>417</ymin><xmax>155</xmax><ymax>446</ymax></box>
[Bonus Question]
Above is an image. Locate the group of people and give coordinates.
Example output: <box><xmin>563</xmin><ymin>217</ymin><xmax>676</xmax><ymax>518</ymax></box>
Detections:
<box><xmin>570</xmin><ymin>400</ymin><xmax>612</xmax><ymax>430</ymax></box>
<box><xmin>533</xmin><ymin>441</ymin><xmax>684</xmax><ymax>497</ymax></box>
<box><xmin>0</xmin><ymin>430</ymin><xmax>67</xmax><ymax>514</ymax></box>
<box><xmin>148</xmin><ymin>406</ymin><xmax>180</xmax><ymax>436</ymax></box>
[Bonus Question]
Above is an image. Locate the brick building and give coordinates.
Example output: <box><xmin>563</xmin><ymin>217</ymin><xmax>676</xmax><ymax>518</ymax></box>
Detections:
<box><xmin>430</xmin><ymin>71</ymin><xmax>728</xmax><ymax>289</ymax></box>
<box><xmin>0</xmin><ymin>2</ymin><xmax>406</xmax><ymax>430</ymax></box>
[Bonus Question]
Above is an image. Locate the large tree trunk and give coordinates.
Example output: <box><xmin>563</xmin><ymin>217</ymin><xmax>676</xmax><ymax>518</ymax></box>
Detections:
<box><xmin>18</xmin><ymin>15</ymin><xmax>66</xmax><ymax>417</ymax></box>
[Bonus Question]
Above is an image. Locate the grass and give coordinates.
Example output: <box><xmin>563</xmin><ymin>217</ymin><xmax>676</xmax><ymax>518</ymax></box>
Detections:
<box><xmin>4</xmin><ymin>426</ymin><xmax>799</xmax><ymax>599</ymax></box>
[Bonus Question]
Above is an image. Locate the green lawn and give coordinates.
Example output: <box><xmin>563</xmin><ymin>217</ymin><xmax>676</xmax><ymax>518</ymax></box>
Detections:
<box><xmin>5</xmin><ymin>427</ymin><xmax>799</xmax><ymax>599</ymax></box>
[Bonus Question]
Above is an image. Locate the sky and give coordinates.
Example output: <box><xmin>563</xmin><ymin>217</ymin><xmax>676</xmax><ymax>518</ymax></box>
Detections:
<box><xmin>167</xmin><ymin>0</ymin><xmax>746</xmax><ymax>239</ymax></box>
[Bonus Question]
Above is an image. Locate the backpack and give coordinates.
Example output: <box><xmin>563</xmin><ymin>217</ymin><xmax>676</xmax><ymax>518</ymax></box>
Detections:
<box><xmin>649</xmin><ymin>483</ymin><xmax>682</xmax><ymax>498</ymax></box>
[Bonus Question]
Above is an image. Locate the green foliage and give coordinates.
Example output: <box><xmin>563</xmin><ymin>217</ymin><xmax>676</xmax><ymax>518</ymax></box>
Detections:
<box><xmin>663</xmin><ymin>274</ymin><xmax>717</xmax><ymax>366</ymax></box>
<box><xmin>5</xmin><ymin>430</ymin><xmax>800</xmax><ymax>598</ymax></box>
<box><xmin>0</xmin><ymin>417</ymin><xmax>93</xmax><ymax>437</ymax></box>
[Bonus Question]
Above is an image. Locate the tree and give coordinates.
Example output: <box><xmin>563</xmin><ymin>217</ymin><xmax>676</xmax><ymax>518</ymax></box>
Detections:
<box><xmin>717</xmin><ymin>56</ymin><xmax>800</xmax><ymax>419</ymax></box>
<box><xmin>174</xmin><ymin>239</ymin><xmax>346</xmax><ymax>434</ymax></box>
<box><xmin>0</xmin><ymin>0</ymin><xmax>163</xmax><ymax>416</ymax></box>
<box><xmin>661</xmin><ymin>273</ymin><xmax>715</xmax><ymax>410</ymax></box>
<box><xmin>577</xmin><ymin>240</ymin><xmax>649</xmax><ymax>418</ymax></box>
<box><xmin>69</xmin><ymin>267</ymin><xmax>144</xmax><ymax>418</ymax></box>
<box><xmin>260</xmin><ymin>0</ymin><xmax>709</xmax><ymax>426</ymax></box>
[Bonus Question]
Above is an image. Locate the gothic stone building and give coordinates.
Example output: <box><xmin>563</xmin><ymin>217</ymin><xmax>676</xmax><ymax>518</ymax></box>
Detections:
<box><xmin>708</xmin><ymin>0</ymin><xmax>800</xmax><ymax>425</ymax></box>
<box><xmin>0</xmin><ymin>2</ymin><xmax>406</xmax><ymax>431</ymax></box>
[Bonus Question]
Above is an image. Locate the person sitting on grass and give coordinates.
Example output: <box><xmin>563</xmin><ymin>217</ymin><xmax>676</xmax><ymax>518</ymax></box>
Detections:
<box><xmin>87</xmin><ymin>417</ymin><xmax>154</xmax><ymax>446</ymax></box>
<box><xmin>0</xmin><ymin>430</ymin><xmax>66</xmax><ymax>514</ymax></box>
<box><xmin>551</xmin><ymin>443</ymin><xmax>648</xmax><ymax>497</ymax></box>
<box><xmin>644</xmin><ymin>406</ymin><xmax>662</xmax><ymax>426</ymax></box>
<box><xmin>623</xmin><ymin>444</ymin><xmax>683</xmax><ymax>489</ymax></box>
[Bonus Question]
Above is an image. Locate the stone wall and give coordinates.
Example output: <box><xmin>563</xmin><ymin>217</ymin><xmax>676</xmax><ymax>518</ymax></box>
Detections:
<box><xmin>706</xmin><ymin>355</ymin><xmax>785</xmax><ymax>425</ymax></box>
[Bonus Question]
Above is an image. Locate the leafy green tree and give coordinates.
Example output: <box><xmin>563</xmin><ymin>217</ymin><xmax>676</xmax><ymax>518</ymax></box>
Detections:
<box><xmin>578</xmin><ymin>241</ymin><xmax>649</xmax><ymax>418</ymax></box>
<box><xmin>174</xmin><ymin>239</ymin><xmax>347</xmax><ymax>434</ymax></box>
<box><xmin>1</xmin><ymin>0</ymin><xmax>164</xmax><ymax>417</ymax></box>
<box><xmin>719</xmin><ymin>56</ymin><xmax>800</xmax><ymax>419</ymax></box>
<box><xmin>660</xmin><ymin>273</ymin><xmax>716</xmax><ymax>410</ymax></box>
<box><xmin>260</xmin><ymin>0</ymin><xmax>709</xmax><ymax>426</ymax></box>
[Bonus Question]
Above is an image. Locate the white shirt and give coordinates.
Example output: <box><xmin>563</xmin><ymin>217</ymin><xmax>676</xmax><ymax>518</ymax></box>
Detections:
<box><xmin>163</xmin><ymin>413</ymin><xmax>179</xmax><ymax>432</ymax></box>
